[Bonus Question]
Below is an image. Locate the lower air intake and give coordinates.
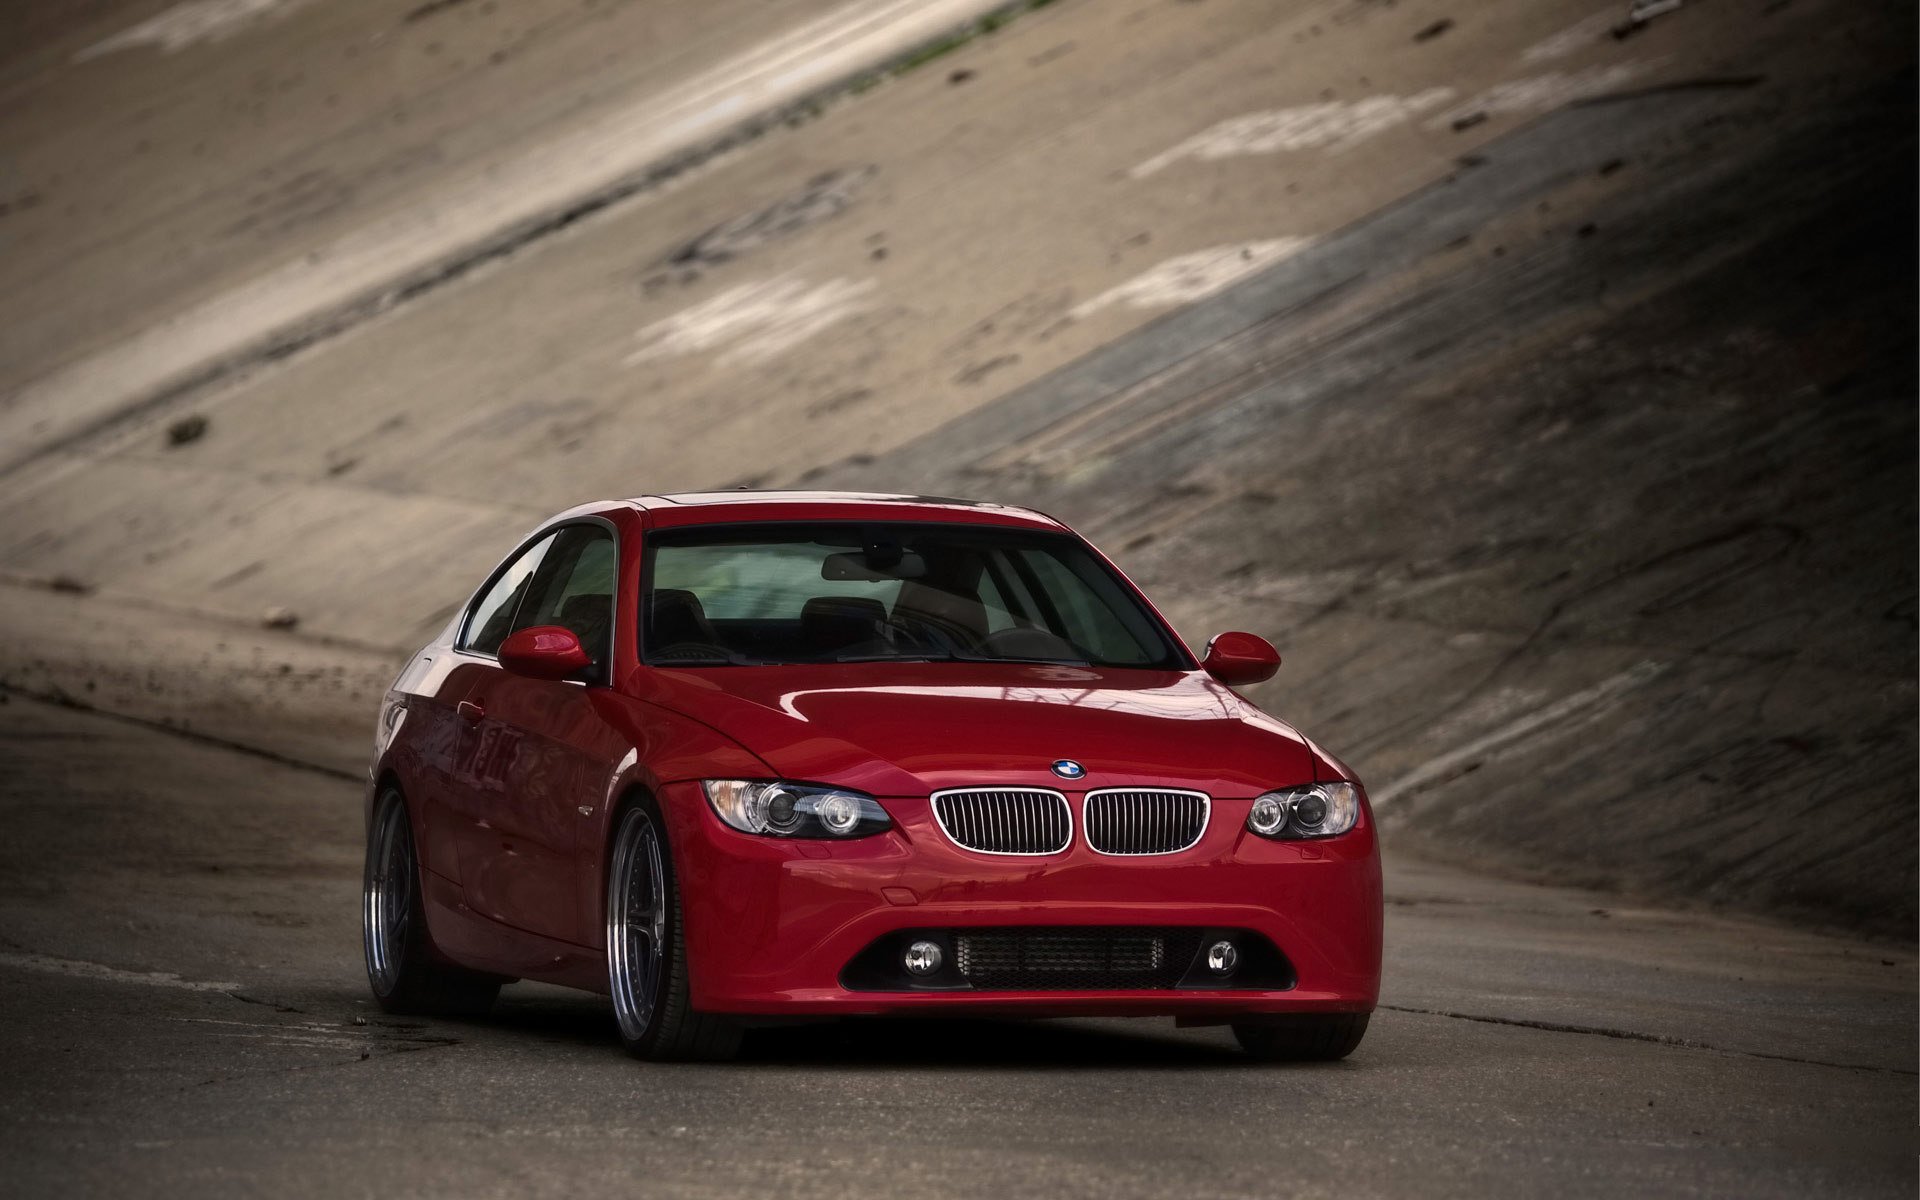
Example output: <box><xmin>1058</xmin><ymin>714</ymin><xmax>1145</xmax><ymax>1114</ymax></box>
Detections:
<box><xmin>953</xmin><ymin>927</ymin><xmax>1204</xmax><ymax>990</ymax></box>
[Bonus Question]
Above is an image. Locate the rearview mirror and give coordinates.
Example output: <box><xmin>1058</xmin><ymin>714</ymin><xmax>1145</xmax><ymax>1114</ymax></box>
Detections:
<box><xmin>499</xmin><ymin>625</ymin><xmax>594</xmax><ymax>681</ymax></box>
<box><xmin>822</xmin><ymin>549</ymin><xmax>928</xmax><ymax>581</ymax></box>
<box><xmin>1201</xmin><ymin>632</ymin><xmax>1280</xmax><ymax>686</ymax></box>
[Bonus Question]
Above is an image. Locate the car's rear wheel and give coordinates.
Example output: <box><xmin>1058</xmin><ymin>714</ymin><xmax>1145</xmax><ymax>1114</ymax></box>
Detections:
<box><xmin>363</xmin><ymin>786</ymin><xmax>501</xmax><ymax>1016</ymax></box>
<box><xmin>1232</xmin><ymin>1013</ymin><xmax>1370</xmax><ymax>1062</ymax></box>
<box><xmin>606</xmin><ymin>796</ymin><xmax>740</xmax><ymax>1061</ymax></box>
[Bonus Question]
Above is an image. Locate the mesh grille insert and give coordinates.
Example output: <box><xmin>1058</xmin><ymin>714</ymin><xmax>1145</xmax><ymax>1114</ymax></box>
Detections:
<box><xmin>1084</xmin><ymin>789</ymin><xmax>1210</xmax><ymax>855</ymax></box>
<box><xmin>953</xmin><ymin>927</ymin><xmax>1206</xmax><ymax>990</ymax></box>
<box><xmin>932</xmin><ymin>789</ymin><xmax>1071</xmax><ymax>855</ymax></box>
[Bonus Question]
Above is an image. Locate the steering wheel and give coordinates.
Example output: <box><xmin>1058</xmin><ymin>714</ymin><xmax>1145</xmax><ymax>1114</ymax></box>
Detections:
<box><xmin>974</xmin><ymin>626</ymin><xmax>1088</xmax><ymax>660</ymax></box>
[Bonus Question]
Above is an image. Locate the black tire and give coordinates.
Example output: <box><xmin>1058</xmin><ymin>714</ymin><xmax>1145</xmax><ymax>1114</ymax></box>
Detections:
<box><xmin>363</xmin><ymin>786</ymin><xmax>502</xmax><ymax>1017</ymax></box>
<box><xmin>606</xmin><ymin>795</ymin><xmax>741</xmax><ymax>1062</ymax></box>
<box><xmin>1232</xmin><ymin>1013</ymin><xmax>1370</xmax><ymax>1062</ymax></box>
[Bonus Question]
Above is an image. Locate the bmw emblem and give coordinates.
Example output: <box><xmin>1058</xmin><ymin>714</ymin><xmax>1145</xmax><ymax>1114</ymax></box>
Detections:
<box><xmin>1051</xmin><ymin>759</ymin><xmax>1086</xmax><ymax>780</ymax></box>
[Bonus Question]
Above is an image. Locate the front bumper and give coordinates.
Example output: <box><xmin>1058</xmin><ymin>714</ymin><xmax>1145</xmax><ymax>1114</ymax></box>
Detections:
<box><xmin>658</xmin><ymin>781</ymin><xmax>1383</xmax><ymax>1017</ymax></box>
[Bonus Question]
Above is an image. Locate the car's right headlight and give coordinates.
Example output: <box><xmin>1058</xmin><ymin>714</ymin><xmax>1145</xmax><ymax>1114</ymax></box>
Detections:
<box><xmin>1245</xmin><ymin>782</ymin><xmax>1361</xmax><ymax>840</ymax></box>
<box><xmin>702</xmin><ymin>780</ymin><xmax>893</xmax><ymax>839</ymax></box>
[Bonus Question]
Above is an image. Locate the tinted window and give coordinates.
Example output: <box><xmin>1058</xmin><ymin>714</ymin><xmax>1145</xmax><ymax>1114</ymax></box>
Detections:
<box><xmin>1021</xmin><ymin>549</ymin><xmax>1163</xmax><ymax>666</ymax></box>
<box><xmin>514</xmin><ymin>525</ymin><xmax>617</xmax><ymax>682</ymax></box>
<box><xmin>642</xmin><ymin>523</ymin><xmax>1186</xmax><ymax>669</ymax></box>
<box><xmin>460</xmin><ymin>533</ymin><xmax>556</xmax><ymax>655</ymax></box>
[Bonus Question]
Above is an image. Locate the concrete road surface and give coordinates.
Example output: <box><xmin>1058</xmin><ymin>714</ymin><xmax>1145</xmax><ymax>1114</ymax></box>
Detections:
<box><xmin>2</xmin><ymin>0</ymin><xmax>1910</xmax><ymax>935</ymax></box>
<box><xmin>0</xmin><ymin>692</ymin><xmax>1911</xmax><ymax>1198</ymax></box>
<box><xmin>0</xmin><ymin>0</ymin><xmax>1009</xmax><ymax>457</ymax></box>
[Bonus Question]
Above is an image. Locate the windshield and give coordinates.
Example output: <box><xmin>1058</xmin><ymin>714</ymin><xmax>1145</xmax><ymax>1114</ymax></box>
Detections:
<box><xmin>642</xmin><ymin>522</ymin><xmax>1189</xmax><ymax>669</ymax></box>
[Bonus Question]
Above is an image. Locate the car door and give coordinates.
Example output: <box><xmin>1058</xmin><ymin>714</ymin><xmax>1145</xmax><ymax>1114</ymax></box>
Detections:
<box><xmin>419</xmin><ymin>530</ymin><xmax>557</xmax><ymax>895</ymax></box>
<box><xmin>458</xmin><ymin>521</ymin><xmax>626</xmax><ymax>946</ymax></box>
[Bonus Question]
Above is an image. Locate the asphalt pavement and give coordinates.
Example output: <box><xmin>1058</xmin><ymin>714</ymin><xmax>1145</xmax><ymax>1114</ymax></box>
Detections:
<box><xmin>1</xmin><ymin>692</ymin><xmax>1910</xmax><ymax>1198</ymax></box>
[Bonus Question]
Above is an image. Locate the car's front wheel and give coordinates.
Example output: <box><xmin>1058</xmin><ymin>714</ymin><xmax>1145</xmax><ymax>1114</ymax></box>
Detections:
<box><xmin>606</xmin><ymin>796</ymin><xmax>740</xmax><ymax>1061</ymax></box>
<box><xmin>363</xmin><ymin>786</ymin><xmax>501</xmax><ymax>1016</ymax></box>
<box><xmin>1232</xmin><ymin>1013</ymin><xmax>1370</xmax><ymax>1062</ymax></box>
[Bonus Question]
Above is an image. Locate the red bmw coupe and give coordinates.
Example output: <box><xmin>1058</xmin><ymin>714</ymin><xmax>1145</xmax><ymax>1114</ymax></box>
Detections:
<box><xmin>363</xmin><ymin>491</ymin><xmax>1382</xmax><ymax>1061</ymax></box>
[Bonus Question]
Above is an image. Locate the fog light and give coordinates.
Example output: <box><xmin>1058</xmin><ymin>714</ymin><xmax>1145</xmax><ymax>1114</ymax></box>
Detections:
<box><xmin>1206</xmin><ymin>940</ymin><xmax>1238</xmax><ymax>975</ymax></box>
<box><xmin>904</xmin><ymin>940</ymin><xmax>943</xmax><ymax>976</ymax></box>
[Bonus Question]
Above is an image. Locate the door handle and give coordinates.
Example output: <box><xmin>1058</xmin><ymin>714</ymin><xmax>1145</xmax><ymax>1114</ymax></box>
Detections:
<box><xmin>457</xmin><ymin>699</ymin><xmax>486</xmax><ymax>722</ymax></box>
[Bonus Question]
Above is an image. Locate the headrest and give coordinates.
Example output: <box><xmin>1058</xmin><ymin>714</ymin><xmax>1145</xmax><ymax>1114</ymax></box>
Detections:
<box><xmin>651</xmin><ymin>588</ymin><xmax>707</xmax><ymax>620</ymax></box>
<box><xmin>892</xmin><ymin>581</ymin><xmax>990</xmax><ymax>642</ymax></box>
<box><xmin>649</xmin><ymin>588</ymin><xmax>715</xmax><ymax>649</ymax></box>
<box><xmin>801</xmin><ymin>595</ymin><xmax>886</xmax><ymax>648</ymax></box>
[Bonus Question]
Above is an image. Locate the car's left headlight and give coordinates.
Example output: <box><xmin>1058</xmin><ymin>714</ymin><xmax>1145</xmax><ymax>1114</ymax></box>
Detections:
<box><xmin>1245</xmin><ymin>782</ymin><xmax>1361</xmax><ymax>840</ymax></box>
<box><xmin>702</xmin><ymin>780</ymin><xmax>893</xmax><ymax>839</ymax></box>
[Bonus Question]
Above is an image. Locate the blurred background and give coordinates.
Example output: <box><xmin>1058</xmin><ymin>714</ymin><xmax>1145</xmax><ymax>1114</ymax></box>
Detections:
<box><xmin>0</xmin><ymin>0</ymin><xmax>1914</xmax><ymax>1194</ymax></box>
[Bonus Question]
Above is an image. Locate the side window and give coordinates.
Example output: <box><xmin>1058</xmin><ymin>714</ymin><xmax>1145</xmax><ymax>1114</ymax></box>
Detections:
<box><xmin>459</xmin><ymin>533</ymin><xmax>557</xmax><ymax>656</ymax></box>
<box><xmin>514</xmin><ymin>525</ymin><xmax>618</xmax><ymax>681</ymax></box>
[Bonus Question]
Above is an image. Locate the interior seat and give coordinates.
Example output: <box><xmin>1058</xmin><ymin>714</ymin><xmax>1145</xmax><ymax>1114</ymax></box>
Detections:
<box><xmin>801</xmin><ymin>595</ymin><xmax>887</xmax><ymax>654</ymax></box>
<box><xmin>649</xmin><ymin>588</ymin><xmax>720</xmax><ymax>655</ymax></box>
<box><xmin>892</xmin><ymin>580</ymin><xmax>990</xmax><ymax>647</ymax></box>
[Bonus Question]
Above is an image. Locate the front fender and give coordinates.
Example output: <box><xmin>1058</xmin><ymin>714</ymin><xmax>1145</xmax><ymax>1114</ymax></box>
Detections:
<box><xmin>576</xmin><ymin>691</ymin><xmax>775</xmax><ymax>949</ymax></box>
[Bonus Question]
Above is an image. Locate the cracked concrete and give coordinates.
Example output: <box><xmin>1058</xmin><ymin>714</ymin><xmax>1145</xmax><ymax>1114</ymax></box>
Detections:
<box><xmin>1377</xmin><ymin>1004</ymin><xmax>1918</xmax><ymax>1077</ymax></box>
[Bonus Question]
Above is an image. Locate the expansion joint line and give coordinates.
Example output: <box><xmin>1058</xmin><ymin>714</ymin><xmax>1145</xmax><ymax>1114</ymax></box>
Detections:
<box><xmin>1380</xmin><ymin>1004</ymin><xmax>1916</xmax><ymax>1077</ymax></box>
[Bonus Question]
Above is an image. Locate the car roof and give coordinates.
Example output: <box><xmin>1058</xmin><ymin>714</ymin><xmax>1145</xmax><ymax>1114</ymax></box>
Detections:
<box><xmin>621</xmin><ymin>490</ymin><xmax>1066</xmax><ymax>531</ymax></box>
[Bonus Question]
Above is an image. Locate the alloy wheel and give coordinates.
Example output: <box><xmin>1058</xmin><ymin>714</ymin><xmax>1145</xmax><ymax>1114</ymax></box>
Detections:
<box><xmin>607</xmin><ymin>809</ymin><xmax>668</xmax><ymax>1042</ymax></box>
<box><xmin>363</xmin><ymin>794</ymin><xmax>413</xmax><ymax>995</ymax></box>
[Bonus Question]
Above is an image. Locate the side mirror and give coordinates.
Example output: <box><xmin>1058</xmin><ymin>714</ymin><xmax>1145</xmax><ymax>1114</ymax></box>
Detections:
<box><xmin>1201</xmin><ymin>632</ymin><xmax>1281</xmax><ymax>686</ymax></box>
<box><xmin>498</xmin><ymin>625</ymin><xmax>593</xmax><ymax>681</ymax></box>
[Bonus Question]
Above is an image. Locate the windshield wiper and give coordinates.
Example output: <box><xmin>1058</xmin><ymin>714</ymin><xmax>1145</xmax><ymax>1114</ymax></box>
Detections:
<box><xmin>952</xmin><ymin>653</ymin><xmax>1091</xmax><ymax>666</ymax></box>
<box><xmin>652</xmin><ymin>649</ymin><xmax>778</xmax><ymax>667</ymax></box>
<box><xmin>833</xmin><ymin>652</ymin><xmax>953</xmax><ymax>663</ymax></box>
<box><xmin>889</xmin><ymin>627</ymin><xmax>1090</xmax><ymax>666</ymax></box>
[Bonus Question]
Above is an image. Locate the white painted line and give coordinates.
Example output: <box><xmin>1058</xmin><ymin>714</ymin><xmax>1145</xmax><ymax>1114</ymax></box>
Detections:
<box><xmin>1070</xmin><ymin>240</ymin><xmax>1312</xmax><ymax>318</ymax></box>
<box><xmin>1426</xmin><ymin>684</ymin><xmax>1552</xmax><ymax>744</ymax></box>
<box><xmin>1371</xmin><ymin>661</ymin><xmax>1669</xmax><ymax>809</ymax></box>
<box><xmin>3</xmin><ymin>0</ymin><xmax>1009</xmax><ymax>472</ymax></box>
<box><xmin>0</xmin><ymin>950</ymin><xmax>240</xmax><ymax>994</ymax></box>
<box><xmin>1130</xmin><ymin>91</ymin><xmax>1456</xmax><ymax>178</ymax></box>
<box><xmin>76</xmin><ymin>0</ymin><xmax>311</xmax><ymax>61</ymax></box>
<box><xmin>1429</xmin><ymin>64</ymin><xmax>1652</xmax><ymax>128</ymax></box>
<box><xmin>625</xmin><ymin>276</ymin><xmax>877</xmax><ymax>367</ymax></box>
<box><xmin>1519</xmin><ymin>11</ymin><xmax>1622</xmax><ymax>64</ymax></box>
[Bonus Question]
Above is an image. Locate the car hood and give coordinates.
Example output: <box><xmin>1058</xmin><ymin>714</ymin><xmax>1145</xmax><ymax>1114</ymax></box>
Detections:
<box><xmin>637</xmin><ymin>662</ymin><xmax>1317</xmax><ymax>797</ymax></box>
